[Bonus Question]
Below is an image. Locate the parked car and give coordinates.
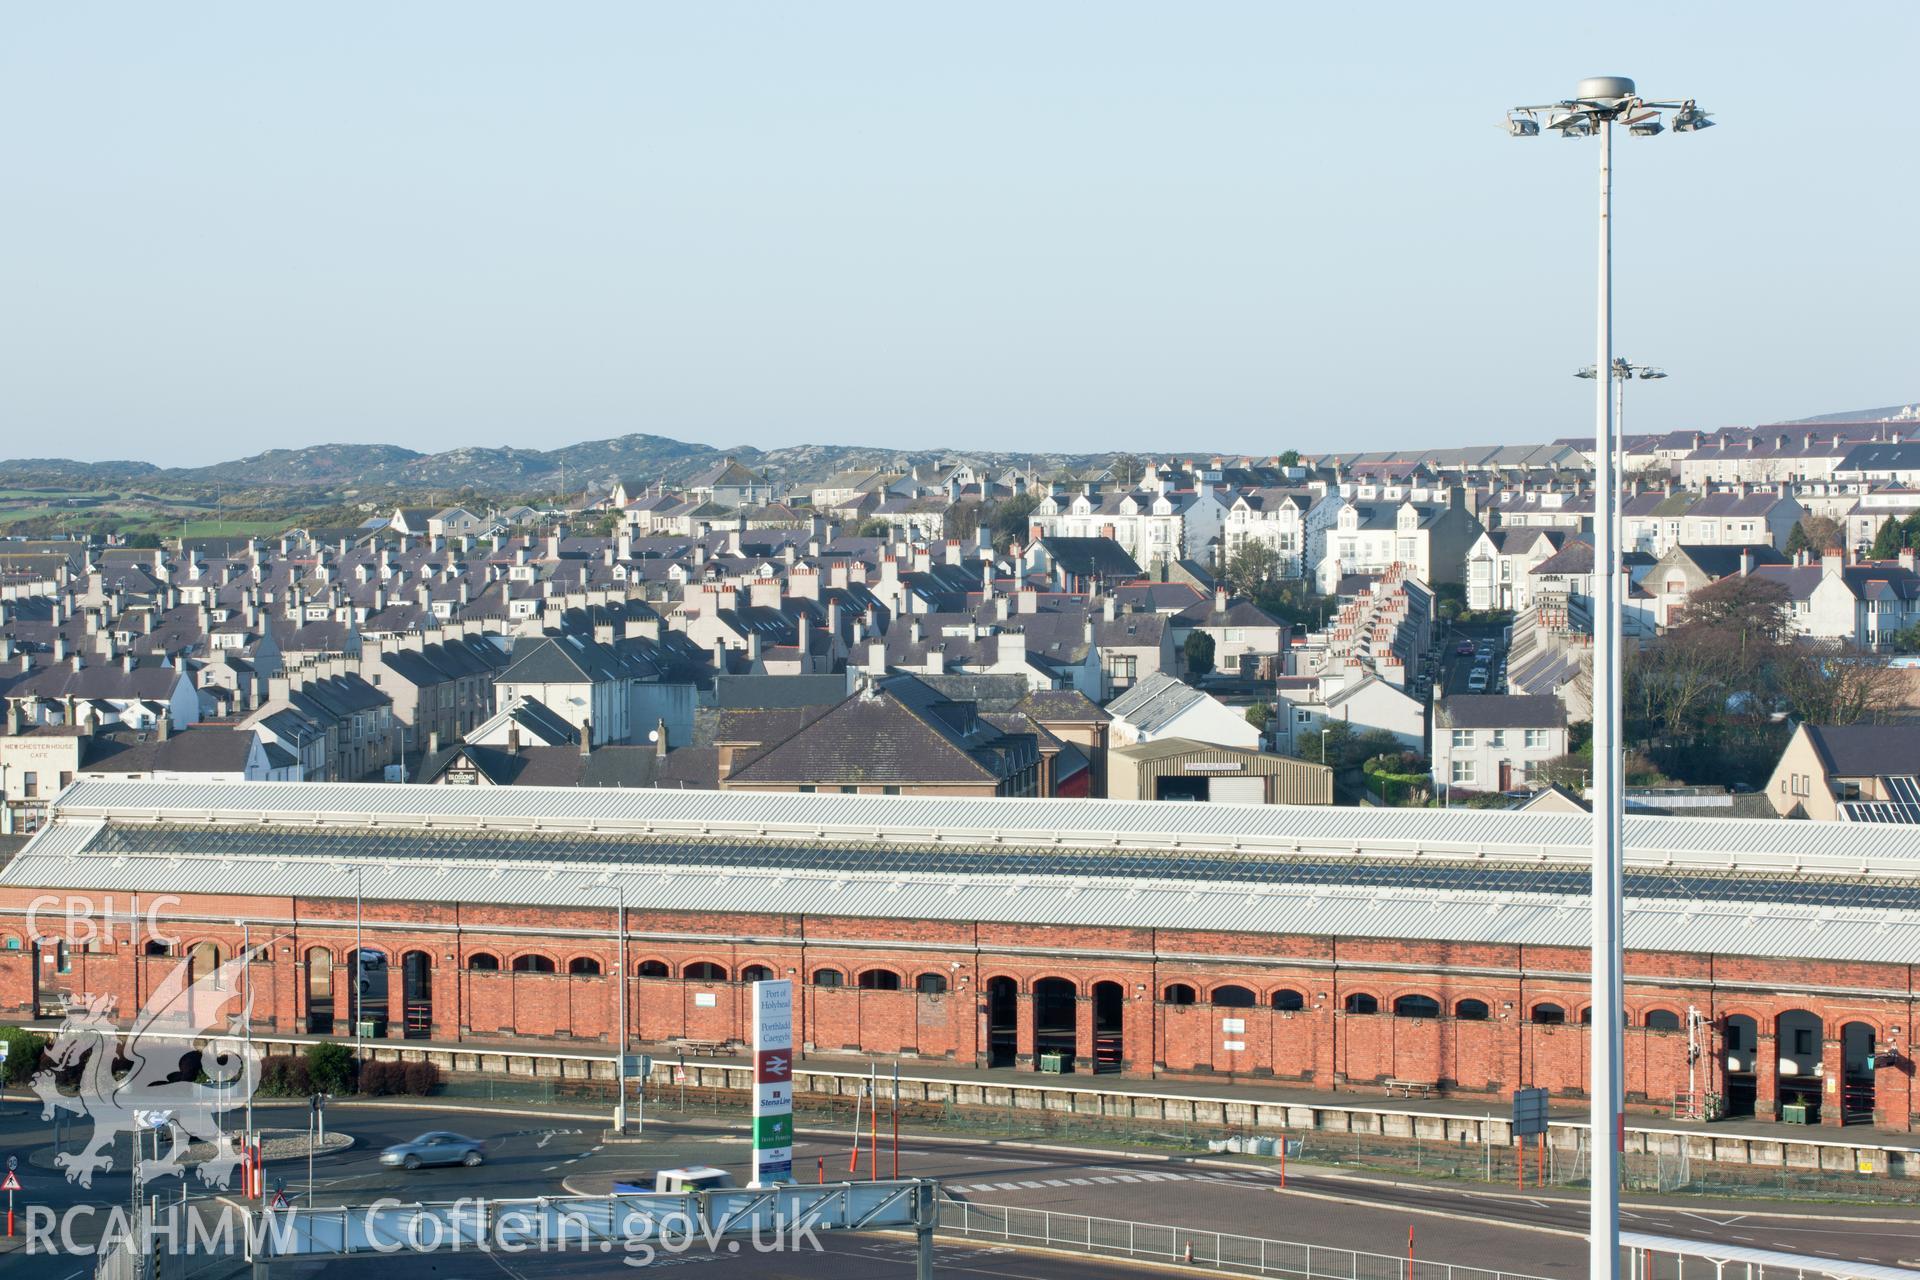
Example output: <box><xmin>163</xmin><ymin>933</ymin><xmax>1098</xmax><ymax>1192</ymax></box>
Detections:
<box><xmin>615</xmin><ymin>1167</ymin><xmax>738</xmax><ymax>1194</ymax></box>
<box><xmin>1467</xmin><ymin>669</ymin><xmax>1490</xmax><ymax>691</ymax></box>
<box><xmin>1456</xmin><ymin>639</ymin><xmax>1475</xmax><ymax>656</ymax></box>
<box><xmin>379</xmin><ymin>1132</ymin><xmax>486</xmax><ymax>1170</ymax></box>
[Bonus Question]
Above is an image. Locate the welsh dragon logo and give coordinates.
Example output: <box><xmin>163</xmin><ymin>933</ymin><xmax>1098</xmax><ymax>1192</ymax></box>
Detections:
<box><xmin>32</xmin><ymin>948</ymin><xmax>261</xmax><ymax>1189</ymax></box>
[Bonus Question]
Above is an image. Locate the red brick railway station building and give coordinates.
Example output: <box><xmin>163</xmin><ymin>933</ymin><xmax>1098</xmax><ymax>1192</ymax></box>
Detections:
<box><xmin>1</xmin><ymin>781</ymin><xmax>1914</xmax><ymax>1133</ymax></box>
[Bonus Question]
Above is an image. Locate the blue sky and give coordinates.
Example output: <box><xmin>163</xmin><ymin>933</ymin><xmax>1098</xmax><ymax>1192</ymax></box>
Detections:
<box><xmin>3</xmin><ymin>3</ymin><xmax>1915</xmax><ymax>465</ymax></box>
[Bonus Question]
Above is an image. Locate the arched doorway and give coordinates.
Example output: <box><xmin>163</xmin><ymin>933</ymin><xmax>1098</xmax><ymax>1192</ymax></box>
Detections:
<box><xmin>1092</xmin><ymin>981</ymin><xmax>1124</xmax><ymax>1073</ymax></box>
<box><xmin>986</xmin><ymin>977</ymin><xmax>1018</xmax><ymax>1068</ymax></box>
<box><xmin>401</xmin><ymin>951</ymin><xmax>433</xmax><ymax>1039</ymax></box>
<box><xmin>351</xmin><ymin>949</ymin><xmax>390</xmax><ymax>1036</ymax></box>
<box><xmin>1841</xmin><ymin>1021</ymin><xmax>1877</xmax><ymax>1125</ymax></box>
<box><xmin>1032</xmin><ymin>978</ymin><xmax>1077</xmax><ymax>1072</ymax></box>
<box><xmin>188</xmin><ymin>941</ymin><xmax>226</xmax><ymax>987</ymax></box>
<box><xmin>1776</xmin><ymin>1009</ymin><xmax>1823</xmax><ymax>1122</ymax></box>
<box><xmin>1722</xmin><ymin>1014</ymin><xmax>1758</xmax><ymax>1118</ymax></box>
<box><xmin>306</xmin><ymin>948</ymin><xmax>335</xmax><ymax>1034</ymax></box>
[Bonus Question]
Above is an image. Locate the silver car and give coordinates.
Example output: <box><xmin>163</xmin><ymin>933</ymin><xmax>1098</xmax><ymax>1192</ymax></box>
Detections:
<box><xmin>379</xmin><ymin>1131</ymin><xmax>486</xmax><ymax>1170</ymax></box>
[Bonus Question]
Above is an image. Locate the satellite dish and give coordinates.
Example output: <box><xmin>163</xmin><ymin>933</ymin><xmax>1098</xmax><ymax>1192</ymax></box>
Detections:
<box><xmin>648</xmin><ymin>730</ymin><xmax>659</xmax><ymax>743</ymax></box>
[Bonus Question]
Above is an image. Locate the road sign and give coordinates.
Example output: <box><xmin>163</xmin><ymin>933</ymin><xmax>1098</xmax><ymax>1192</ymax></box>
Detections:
<box><xmin>750</xmin><ymin>979</ymin><xmax>795</xmax><ymax>1186</ymax></box>
<box><xmin>621</xmin><ymin>1053</ymin><xmax>652</xmax><ymax>1079</ymax></box>
<box><xmin>1511</xmin><ymin>1087</ymin><xmax>1549</xmax><ymax>1137</ymax></box>
<box><xmin>1</xmin><ymin>1170</ymin><xmax>20</xmax><ymax>1192</ymax></box>
<box><xmin>0</xmin><ymin>1042</ymin><xmax>9</xmax><ymax>1062</ymax></box>
<box><xmin>310</xmin><ymin>1093</ymin><xmax>327</xmax><ymax>1112</ymax></box>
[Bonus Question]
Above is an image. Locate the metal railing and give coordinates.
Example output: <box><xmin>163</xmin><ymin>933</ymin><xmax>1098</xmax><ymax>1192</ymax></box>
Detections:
<box><xmin>936</xmin><ymin>1196</ymin><xmax>1557</xmax><ymax>1280</ymax></box>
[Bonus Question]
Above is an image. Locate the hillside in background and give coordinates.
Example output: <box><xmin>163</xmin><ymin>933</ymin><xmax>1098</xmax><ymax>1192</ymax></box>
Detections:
<box><xmin>6</xmin><ymin>399</ymin><xmax>1914</xmax><ymax>498</ymax></box>
<box><xmin>0</xmin><ymin>431</ymin><xmax>1131</xmax><ymax>497</ymax></box>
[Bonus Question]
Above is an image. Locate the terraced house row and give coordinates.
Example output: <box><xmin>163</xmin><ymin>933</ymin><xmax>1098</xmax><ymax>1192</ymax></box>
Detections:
<box><xmin>0</xmin><ymin>781</ymin><xmax>1914</xmax><ymax>1133</ymax></box>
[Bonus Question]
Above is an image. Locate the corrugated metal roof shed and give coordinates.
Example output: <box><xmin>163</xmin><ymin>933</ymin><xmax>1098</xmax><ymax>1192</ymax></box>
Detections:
<box><xmin>3</xmin><ymin>781</ymin><xmax>1919</xmax><ymax>967</ymax></box>
<box><xmin>34</xmin><ymin>779</ymin><xmax>1920</xmax><ymax>874</ymax></box>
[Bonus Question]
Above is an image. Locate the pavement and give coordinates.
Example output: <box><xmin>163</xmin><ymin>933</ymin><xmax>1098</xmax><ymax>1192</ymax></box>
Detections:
<box><xmin>15</xmin><ymin>1003</ymin><xmax>1918</xmax><ymax>1156</ymax></box>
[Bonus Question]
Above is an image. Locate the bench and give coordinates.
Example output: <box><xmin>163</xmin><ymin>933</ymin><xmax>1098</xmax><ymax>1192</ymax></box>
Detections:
<box><xmin>1382</xmin><ymin>1079</ymin><xmax>1438</xmax><ymax>1099</ymax></box>
<box><xmin>676</xmin><ymin>1040</ymin><xmax>730</xmax><ymax>1058</ymax></box>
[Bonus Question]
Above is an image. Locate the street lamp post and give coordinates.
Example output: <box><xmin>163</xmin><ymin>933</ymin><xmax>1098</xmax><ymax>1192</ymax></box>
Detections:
<box><xmin>353</xmin><ymin>867</ymin><xmax>364</xmax><ymax>1093</ymax></box>
<box><xmin>1506</xmin><ymin>77</ymin><xmax>1712</xmax><ymax>1280</ymax></box>
<box><xmin>601</xmin><ymin>883</ymin><xmax>630</xmax><ymax>1134</ymax></box>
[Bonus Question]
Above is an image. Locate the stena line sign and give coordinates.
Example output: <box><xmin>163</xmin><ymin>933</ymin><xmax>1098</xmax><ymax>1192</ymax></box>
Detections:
<box><xmin>751</xmin><ymin>979</ymin><xmax>795</xmax><ymax>1185</ymax></box>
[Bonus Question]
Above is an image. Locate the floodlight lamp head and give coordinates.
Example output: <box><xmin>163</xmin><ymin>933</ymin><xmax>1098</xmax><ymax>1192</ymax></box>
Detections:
<box><xmin>1639</xmin><ymin>369</ymin><xmax>1668</xmax><ymax>381</ymax></box>
<box><xmin>1629</xmin><ymin>120</ymin><xmax>1665</xmax><ymax>137</ymax></box>
<box><xmin>1671</xmin><ymin>105</ymin><xmax>1715</xmax><ymax>133</ymax></box>
<box><xmin>1576</xmin><ymin>76</ymin><xmax>1637</xmax><ymax>102</ymax></box>
<box><xmin>1506</xmin><ymin>115</ymin><xmax>1540</xmax><ymax>138</ymax></box>
<box><xmin>1575</xmin><ymin>366</ymin><xmax>1599</xmax><ymax>380</ymax></box>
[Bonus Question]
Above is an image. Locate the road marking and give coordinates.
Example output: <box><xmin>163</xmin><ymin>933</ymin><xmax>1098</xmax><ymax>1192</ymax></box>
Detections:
<box><xmin>1110</xmin><ymin>1174</ymin><xmax>1141</xmax><ymax>1183</ymax></box>
<box><xmin>1042</xmin><ymin>1179</ymin><xmax>1070</xmax><ymax>1186</ymax></box>
<box><xmin>1089</xmin><ymin>1176</ymin><xmax>1116</xmax><ymax>1183</ymax></box>
<box><xmin>1015</xmin><ymin>1181</ymin><xmax>1045</xmax><ymax>1188</ymax></box>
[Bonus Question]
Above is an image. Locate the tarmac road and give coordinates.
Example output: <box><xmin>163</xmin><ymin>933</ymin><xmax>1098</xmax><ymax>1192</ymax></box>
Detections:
<box><xmin>5</xmin><ymin>1097</ymin><xmax>1918</xmax><ymax>1279</ymax></box>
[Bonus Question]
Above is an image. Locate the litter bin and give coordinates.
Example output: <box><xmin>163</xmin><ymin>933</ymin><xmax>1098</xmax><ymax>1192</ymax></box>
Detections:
<box><xmin>1781</xmin><ymin>1102</ymin><xmax>1809</xmax><ymax>1125</ymax></box>
<box><xmin>1038</xmin><ymin>1051</ymin><xmax>1068</xmax><ymax>1074</ymax></box>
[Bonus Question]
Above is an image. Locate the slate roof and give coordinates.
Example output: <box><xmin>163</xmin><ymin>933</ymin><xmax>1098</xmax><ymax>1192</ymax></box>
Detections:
<box><xmin>1035</xmin><ymin>537</ymin><xmax>1142</xmax><ymax>579</ymax></box>
<box><xmin>80</xmin><ymin>725</ymin><xmax>257</xmax><ymax>775</ymax></box>
<box><xmin>416</xmin><ymin>743</ymin><xmax>680</xmax><ymax>788</ymax></box>
<box><xmin>1666</xmin><ymin>545</ymin><xmax>1789</xmax><ymax>578</ymax></box>
<box><xmin>723</xmin><ymin>675</ymin><xmax>1036</xmax><ymax>787</ymax></box>
<box><xmin>1803</xmin><ymin>725</ymin><xmax>1920</xmax><ymax>779</ymax></box>
<box><xmin>1437</xmin><ymin>694</ymin><xmax>1566</xmax><ymax>730</ymax></box>
<box><xmin>710</xmin><ymin>674</ymin><xmax>850</xmax><ymax>710</ymax></box>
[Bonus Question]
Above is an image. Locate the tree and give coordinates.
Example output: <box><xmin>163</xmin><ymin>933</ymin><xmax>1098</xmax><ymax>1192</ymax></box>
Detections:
<box><xmin>1784</xmin><ymin>521</ymin><xmax>1810</xmax><ymax>558</ymax></box>
<box><xmin>306</xmin><ymin>1040</ymin><xmax>354</xmax><ymax>1095</ymax></box>
<box><xmin>1275</xmin><ymin>450</ymin><xmax>1301</xmax><ymax>469</ymax></box>
<box><xmin>1245</xmin><ymin>702</ymin><xmax>1274</xmax><ymax>731</ymax></box>
<box><xmin>1872</xmin><ymin>516</ymin><xmax>1903</xmax><ymax>561</ymax></box>
<box><xmin>987</xmin><ymin>494</ymin><xmax>1040</xmax><ymax>550</ymax></box>
<box><xmin>1776</xmin><ymin>643</ymin><xmax>1899</xmax><ymax>726</ymax></box>
<box><xmin>855</xmin><ymin>517</ymin><xmax>892</xmax><ymax>538</ymax></box>
<box><xmin>0</xmin><ymin>1026</ymin><xmax>45</xmax><ymax>1086</ymax></box>
<box><xmin>1799</xmin><ymin>513</ymin><xmax>1843</xmax><ymax>554</ymax></box>
<box><xmin>1110</xmin><ymin>456</ymin><xmax>1147</xmax><ymax>488</ymax></box>
<box><xmin>1904</xmin><ymin>512</ymin><xmax>1920</xmax><ymax>550</ymax></box>
<box><xmin>1225</xmin><ymin>541</ymin><xmax>1282</xmax><ymax>599</ymax></box>
<box><xmin>1183</xmin><ymin>630</ymin><xmax>1215</xmax><ymax>678</ymax></box>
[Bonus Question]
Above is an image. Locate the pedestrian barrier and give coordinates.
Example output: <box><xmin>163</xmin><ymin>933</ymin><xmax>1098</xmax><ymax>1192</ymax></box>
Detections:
<box><xmin>935</xmin><ymin>1194</ymin><xmax>1557</xmax><ymax>1280</ymax></box>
